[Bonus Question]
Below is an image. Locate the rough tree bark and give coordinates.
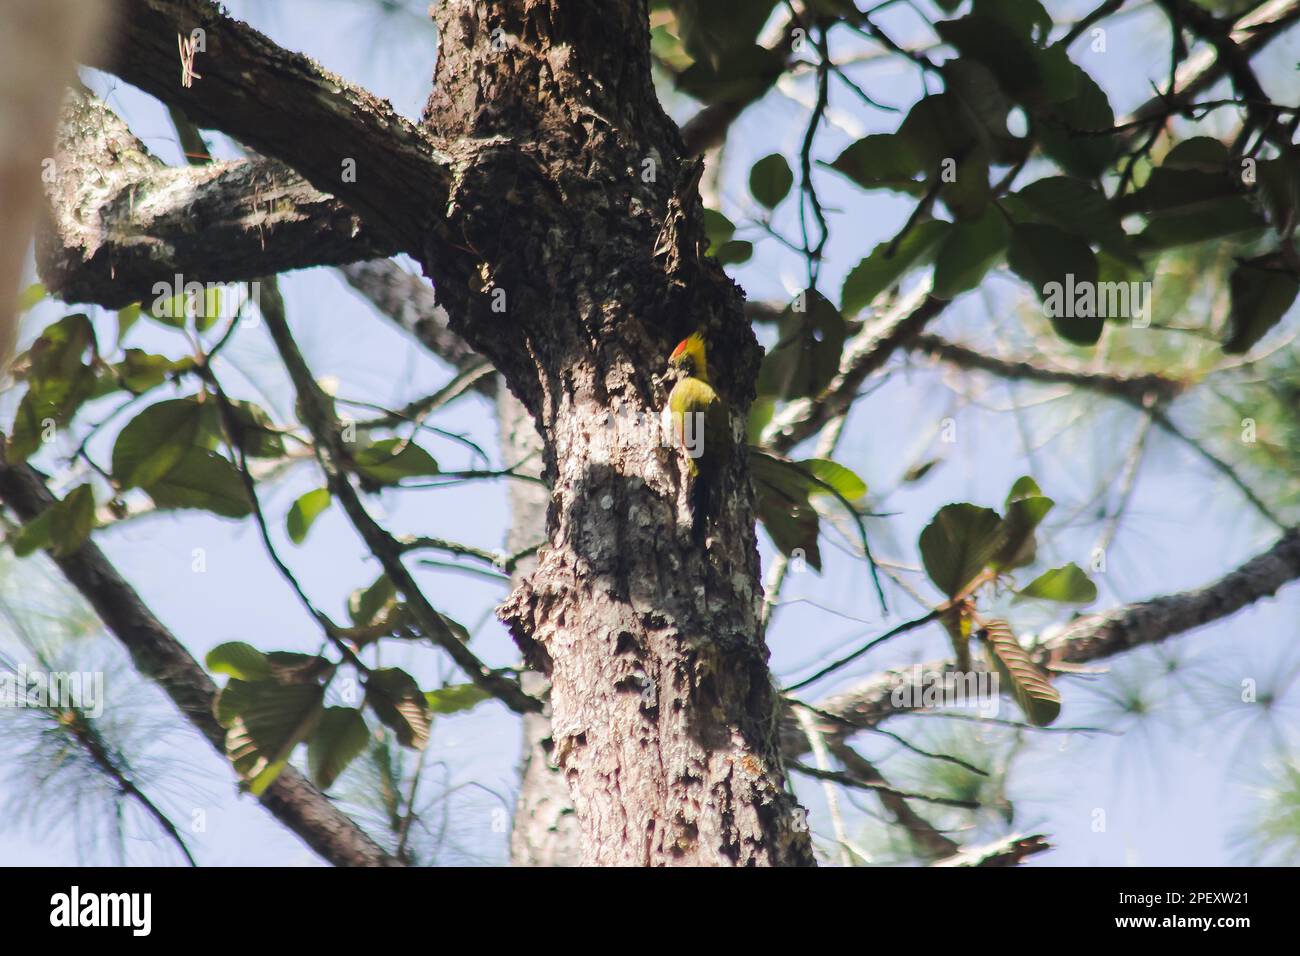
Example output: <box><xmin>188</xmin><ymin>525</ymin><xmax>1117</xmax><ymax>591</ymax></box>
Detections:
<box><xmin>416</xmin><ymin>1</ymin><xmax>812</xmax><ymax>865</ymax></box>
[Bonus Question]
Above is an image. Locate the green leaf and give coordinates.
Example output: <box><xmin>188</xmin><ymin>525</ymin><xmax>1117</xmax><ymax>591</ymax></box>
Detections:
<box><xmin>992</xmin><ymin>476</ymin><xmax>1054</xmax><ymax>570</ymax></box>
<box><xmin>746</xmin><ymin>396</ymin><xmax>776</xmax><ymax>444</ymax></box>
<box><xmin>10</xmin><ymin>484</ymin><xmax>95</xmax><ymax>558</ymax></box>
<box><xmin>802</xmin><ymin>459</ymin><xmax>867</xmax><ymax>500</ymax></box>
<box><xmin>425</xmin><ymin>683</ymin><xmax>492</xmax><ymax>715</ymax></box>
<box><xmin>932</xmin><ymin>207</ymin><xmax>1009</xmax><ymax>299</ymax></box>
<box><xmin>7</xmin><ymin>314</ymin><xmax>98</xmax><ymax>461</ymax></box>
<box><xmin>149</xmin><ymin>292</ymin><xmax>190</xmax><ymax>328</ymax></box>
<box><xmin>365</xmin><ymin>667</ymin><xmax>432</xmax><ymax>750</ymax></box>
<box><xmin>143</xmin><ymin>448</ymin><xmax>252</xmax><ymax>518</ymax></box>
<box><xmin>918</xmin><ymin>503</ymin><xmax>1005</xmax><ymax>598</ymax></box>
<box><xmin>841</xmin><ymin>220</ymin><xmax>950</xmax><ymax>316</ymax></box>
<box><xmin>749</xmin><ymin>153</ymin><xmax>793</xmax><ymax>209</ymax></box>
<box><xmin>111</xmin><ymin>398</ymin><xmax>213</xmax><ymax>488</ymax></box>
<box><xmin>196</xmin><ymin>286</ymin><xmax>222</xmax><ymax>332</ymax></box>
<box><xmin>287</xmin><ymin>488</ymin><xmax>331</xmax><ymax>545</ymax></box>
<box><xmin>16</xmin><ymin>283</ymin><xmax>45</xmax><ymax>313</ymax></box>
<box><xmin>1011</xmin><ymin>176</ymin><xmax>1131</xmax><ymax>258</ymax></box>
<box><xmin>980</xmin><ymin>619</ymin><xmax>1060</xmax><ymax>726</ymax></box>
<box><xmin>756</xmin><ymin>291</ymin><xmax>846</xmax><ymax>401</ymax></box>
<box><xmin>114</xmin><ymin>349</ymin><xmax>180</xmax><ymax>393</ymax></box>
<box><xmin>1036</xmin><ymin>64</ymin><xmax>1117</xmax><ymax>178</ymax></box>
<box><xmin>224</xmin><ymin>400</ymin><xmax>286</xmax><ymax>459</ymax></box>
<box><xmin>1223</xmin><ymin>252</ymin><xmax>1299</xmax><ymax>354</ymax></box>
<box><xmin>49</xmin><ymin>484</ymin><xmax>95</xmax><ymax>556</ymax></box>
<box><xmin>349</xmin><ymin>573</ymin><xmax>397</xmax><ymax>627</ymax></box>
<box><xmin>1006</xmin><ymin>222</ymin><xmax>1103</xmax><ymax>345</ymax></box>
<box><xmin>352</xmin><ymin>438</ymin><xmax>440</xmax><ymax>485</ymax></box>
<box><xmin>713</xmin><ymin>239</ymin><xmax>753</xmax><ymax>265</ymax></box>
<box><xmin>1134</xmin><ymin>196</ymin><xmax>1265</xmax><ymax>252</ymax></box>
<box><xmin>115</xmin><ymin>302</ymin><xmax>142</xmax><ymax>346</ymax></box>
<box><xmin>1017</xmin><ymin>563</ymin><xmax>1097</xmax><ymax>604</ymax></box>
<box><xmin>827</xmin><ymin>133</ymin><xmax>926</xmax><ymax>195</ymax></box>
<box><xmin>702</xmin><ymin>208</ymin><xmax>736</xmax><ymax>249</ymax></box>
<box><xmin>219</xmin><ymin>679</ymin><xmax>325</xmax><ymax>795</ymax></box>
<box><xmin>934</xmin><ymin>15</ymin><xmax>1075</xmax><ymax>107</ymax></box>
<box><xmin>9</xmin><ymin>509</ymin><xmax>53</xmax><ymax>558</ymax></box>
<box><xmin>307</xmin><ymin>707</ymin><xmax>371</xmax><ymax>789</ymax></box>
<box><xmin>676</xmin><ymin>43</ymin><xmax>784</xmax><ymax>104</ymax></box>
<box><xmin>206</xmin><ymin>642</ymin><xmax>272</xmax><ymax>681</ymax></box>
<box><xmin>748</xmin><ymin>448</ymin><xmax>823</xmax><ymax>572</ymax></box>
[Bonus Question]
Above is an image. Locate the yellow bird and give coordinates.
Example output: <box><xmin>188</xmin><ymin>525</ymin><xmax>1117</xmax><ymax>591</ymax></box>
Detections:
<box><xmin>666</xmin><ymin>333</ymin><xmax>730</xmax><ymax>540</ymax></box>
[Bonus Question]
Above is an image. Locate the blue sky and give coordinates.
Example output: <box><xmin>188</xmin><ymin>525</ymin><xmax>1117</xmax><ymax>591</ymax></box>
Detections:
<box><xmin>1</xmin><ymin>0</ymin><xmax>1297</xmax><ymax>866</ymax></box>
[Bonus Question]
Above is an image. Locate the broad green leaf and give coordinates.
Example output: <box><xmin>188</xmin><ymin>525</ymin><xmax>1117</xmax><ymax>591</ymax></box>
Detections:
<box><xmin>802</xmin><ymin>459</ymin><xmax>867</xmax><ymax>500</ymax></box>
<box><xmin>756</xmin><ymin>291</ymin><xmax>846</xmax><ymax>401</ymax></box>
<box><xmin>116</xmin><ymin>302</ymin><xmax>142</xmax><ymax>346</ymax></box>
<box><xmin>287</xmin><ymin>488</ymin><xmax>331</xmax><ymax>545</ymax></box>
<box><xmin>307</xmin><ymin>707</ymin><xmax>371</xmax><ymax>789</ymax></box>
<box><xmin>9</xmin><ymin>509</ymin><xmax>53</xmax><ymax>558</ymax></box>
<box><xmin>225</xmin><ymin>400</ymin><xmax>286</xmax><ymax>459</ymax></box>
<box><xmin>828</xmin><ymin>133</ymin><xmax>926</xmax><ymax>195</ymax></box>
<box><xmin>425</xmin><ymin>684</ymin><xmax>492</xmax><ymax>715</ymax></box>
<box><xmin>1224</xmin><ymin>252</ymin><xmax>1299</xmax><ymax>354</ymax></box>
<box><xmin>1134</xmin><ymin>196</ymin><xmax>1265</xmax><ymax>252</ymax></box>
<box><xmin>713</xmin><ymin>239</ymin><xmax>753</xmax><ymax>265</ymax></box>
<box><xmin>143</xmin><ymin>448</ymin><xmax>252</xmax><ymax>518</ymax></box>
<box><xmin>365</xmin><ymin>667</ymin><xmax>432</xmax><ymax>749</ymax></box>
<box><xmin>220</xmin><ymin>680</ymin><xmax>325</xmax><ymax>795</ymax></box>
<box><xmin>992</xmin><ymin>476</ymin><xmax>1054</xmax><ymax>570</ymax></box>
<box><xmin>676</xmin><ymin>43</ymin><xmax>784</xmax><ymax>104</ymax></box>
<box><xmin>1010</xmin><ymin>176</ymin><xmax>1131</xmax><ymax>258</ymax></box>
<box><xmin>352</xmin><ymin>438</ymin><xmax>440</xmax><ymax>485</ymax></box>
<box><xmin>841</xmin><ymin>220</ymin><xmax>949</xmax><ymax>316</ymax></box>
<box><xmin>1036</xmin><ymin>64</ymin><xmax>1116</xmax><ymax>178</ymax></box>
<box><xmin>748</xmin><ymin>448</ymin><xmax>822</xmax><ymax>571</ymax></box>
<box><xmin>349</xmin><ymin>573</ymin><xmax>397</xmax><ymax>627</ymax></box>
<box><xmin>111</xmin><ymin>398</ymin><xmax>213</xmax><ymax>488</ymax></box>
<box><xmin>7</xmin><ymin>314</ymin><xmax>98</xmax><ymax>460</ymax></box>
<box><xmin>702</xmin><ymin>208</ymin><xmax>736</xmax><ymax>250</ymax></box>
<box><xmin>1006</xmin><ymin>222</ymin><xmax>1102</xmax><ymax>345</ymax></box>
<box><xmin>932</xmin><ymin>207</ymin><xmax>1009</xmax><ymax>299</ymax></box>
<box><xmin>1017</xmin><ymin>563</ymin><xmax>1097</xmax><ymax>604</ymax></box>
<box><xmin>206</xmin><ymin>642</ymin><xmax>272</xmax><ymax>681</ymax></box>
<box><xmin>16</xmin><ymin>283</ymin><xmax>45</xmax><ymax>313</ymax></box>
<box><xmin>114</xmin><ymin>349</ymin><xmax>180</xmax><ymax>393</ymax></box>
<box><xmin>49</xmin><ymin>484</ymin><xmax>95</xmax><ymax>556</ymax></box>
<box><xmin>196</xmin><ymin>286</ymin><xmax>222</xmax><ymax>332</ymax></box>
<box><xmin>747</xmin><ymin>396</ymin><xmax>776</xmax><ymax>444</ymax></box>
<box><xmin>980</xmin><ymin>619</ymin><xmax>1060</xmax><ymax>726</ymax></box>
<box><xmin>10</xmin><ymin>484</ymin><xmax>95</xmax><ymax>558</ymax></box>
<box><xmin>749</xmin><ymin>153</ymin><xmax>793</xmax><ymax>209</ymax></box>
<box><xmin>934</xmin><ymin>15</ymin><xmax>1075</xmax><ymax>107</ymax></box>
<box><xmin>918</xmin><ymin>503</ymin><xmax>1005</xmax><ymax>598</ymax></box>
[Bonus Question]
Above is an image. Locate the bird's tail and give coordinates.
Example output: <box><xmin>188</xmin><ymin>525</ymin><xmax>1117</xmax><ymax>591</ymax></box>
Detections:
<box><xmin>689</xmin><ymin>474</ymin><xmax>712</xmax><ymax>544</ymax></box>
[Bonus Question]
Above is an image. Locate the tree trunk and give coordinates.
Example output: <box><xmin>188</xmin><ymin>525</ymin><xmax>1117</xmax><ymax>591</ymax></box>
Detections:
<box><xmin>421</xmin><ymin>0</ymin><xmax>812</xmax><ymax>865</ymax></box>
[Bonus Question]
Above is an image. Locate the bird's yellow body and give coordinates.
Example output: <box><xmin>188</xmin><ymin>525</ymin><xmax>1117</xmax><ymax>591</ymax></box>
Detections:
<box><xmin>667</xmin><ymin>334</ymin><xmax>729</xmax><ymax>537</ymax></box>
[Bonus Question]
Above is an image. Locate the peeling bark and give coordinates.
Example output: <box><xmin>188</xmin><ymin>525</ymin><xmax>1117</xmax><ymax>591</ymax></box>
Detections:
<box><xmin>38</xmin><ymin>91</ymin><xmax>392</xmax><ymax>308</ymax></box>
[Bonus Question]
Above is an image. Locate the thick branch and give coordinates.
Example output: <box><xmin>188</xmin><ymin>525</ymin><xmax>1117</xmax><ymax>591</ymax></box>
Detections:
<box><xmin>783</xmin><ymin>527</ymin><xmax>1300</xmax><ymax>754</ymax></box>
<box><xmin>96</xmin><ymin>0</ymin><xmax>452</xmax><ymax>251</ymax></box>
<box><xmin>38</xmin><ymin>90</ymin><xmax>393</xmax><ymax>308</ymax></box>
<box><xmin>764</xmin><ymin>286</ymin><xmax>944</xmax><ymax>452</ymax></box>
<box><xmin>933</xmin><ymin>833</ymin><xmax>1052</xmax><ymax>867</ymax></box>
<box><xmin>0</xmin><ymin>451</ymin><xmax>399</xmax><ymax>867</ymax></box>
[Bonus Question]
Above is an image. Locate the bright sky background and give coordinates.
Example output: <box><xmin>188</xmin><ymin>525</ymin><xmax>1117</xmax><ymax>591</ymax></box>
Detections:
<box><xmin>1</xmin><ymin>0</ymin><xmax>1297</xmax><ymax>866</ymax></box>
